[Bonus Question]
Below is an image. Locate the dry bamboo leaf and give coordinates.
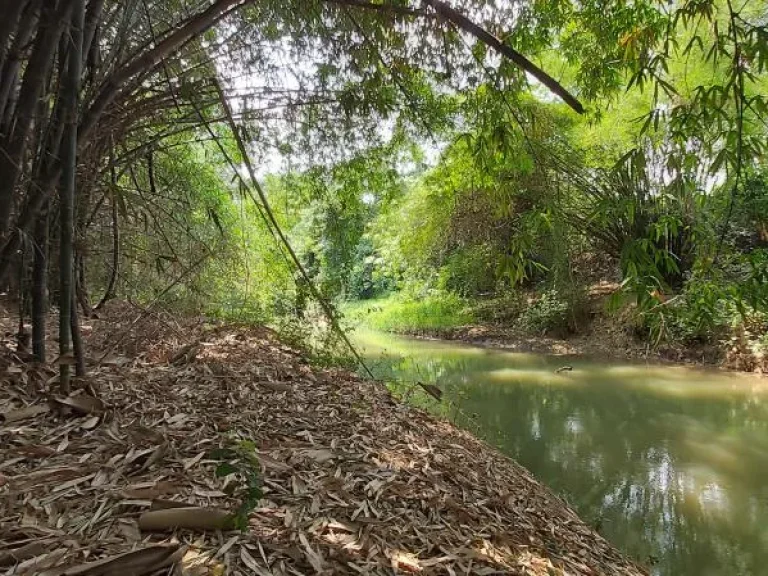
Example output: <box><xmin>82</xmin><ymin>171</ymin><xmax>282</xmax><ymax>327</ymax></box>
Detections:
<box><xmin>214</xmin><ymin>535</ymin><xmax>240</xmax><ymax>558</ymax></box>
<box><xmin>183</xmin><ymin>451</ymin><xmax>206</xmax><ymax>471</ymax></box>
<box><xmin>0</xmin><ymin>542</ymin><xmax>48</xmax><ymax>567</ymax></box>
<box><xmin>150</xmin><ymin>498</ymin><xmax>196</xmax><ymax>510</ymax></box>
<box><xmin>122</xmin><ymin>481</ymin><xmax>178</xmax><ymax>499</ymax></box>
<box><xmin>80</xmin><ymin>416</ymin><xmax>100</xmax><ymax>430</ymax></box>
<box><xmin>16</xmin><ymin>547</ymin><xmax>70</xmax><ymax>574</ymax></box>
<box><xmin>1</xmin><ymin>404</ymin><xmax>49</xmax><ymax>423</ymax></box>
<box><xmin>37</xmin><ymin>544</ymin><xmax>181</xmax><ymax>576</ymax></box>
<box><xmin>52</xmin><ymin>473</ymin><xmax>96</xmax><ymax>493</ymax></box>
<box><xmin>139</xmin><ymin>442</ymin><xmax>168</xmax><ymax>471</ymax></box>
<box><xmin>299</xmin><ymin>532</ymin><xmax>324</xmax><ymax>573</ymax></box>
<box><xmin>13</xmin><ymin>444</ymin><xmax>56</xmax><ymax>457</ymax></box>
<box><xmin>259</xmin><ymin>381</ymin><xmax>291</xmax><ymax>393</ymax></box>
<box><xmin>257</xmin><ymin>452</ymin><xmax>291</xmax><ymax>472</ymax></box>
<box><xmin>301</xmin><ymin>449</ymin><xmax>335</xmax><ymax>463</ymax></box>
<box><xmin>52</xmin><ymin>394</ymin><xmax>104</xmax><ymax>415</ymax></box>
<box><xmin>138</xmin><ymin>507</ymin><xmax>234</xmax><ymax>531</ymax></box>
<box><xmin>99</xmin><ymin>355</ymin><xmax>129</xmax><ymax>366</ymax></box>
<box><xmin>390</xmin><ymin>550</ymin><xmax>423</xmax><ymax>573</ymax></box>
<box><xmin>180</xmin><ymin>548</ymin><xmax>226</xmax><ymax>576</ymax></box>
<box><xmin>240</xmin><ymin>548</ymin><xmax>273</xmax><ymax>575</ymax></box>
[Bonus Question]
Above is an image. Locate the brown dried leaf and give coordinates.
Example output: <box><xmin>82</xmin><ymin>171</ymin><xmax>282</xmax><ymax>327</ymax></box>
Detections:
<box><xmin>0</xmin><ymin>404</ymin><xmax>49</xmax><ymax>423</ymax></box>
<box><xmin>258</xmin><ymin>381</ymin><xmax>291</xmax><ymax>393</ymax></box>
<box><xmin>0</xmin><ymin>542</ymin><xmax>48</xmax><ymax>567</ymax></box>
<box><xmin>80</xmin><ymin>416</ymin><xmax>101</xmax><ymax>430</ymax></box>
<box><xmin>37</xmin><ymin>544</ymin><xmax>181</xmax><ymax>576</ymax></box>
<box><xmin>240</xmin><ymin>547</ymin><xmax>274</xmax><ymax>575</ymax></box>
<box><xmin>52</xmin><ymin>394</ymin><xmax>104</xmax><ymax>415</ymax></box>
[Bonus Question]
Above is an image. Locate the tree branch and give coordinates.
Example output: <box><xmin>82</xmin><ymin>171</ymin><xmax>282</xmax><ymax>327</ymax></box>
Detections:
<box><xmin>422</xmin><ymin>0</ymin><xmax>584</xmax><ymax>114</ymax></box>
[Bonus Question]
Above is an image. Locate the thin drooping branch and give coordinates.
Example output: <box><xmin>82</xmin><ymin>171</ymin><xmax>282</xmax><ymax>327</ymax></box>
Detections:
<box><xmin>209</xmin><ymin>76</ymin><xmax>375</xmax><ymax>379</ymax></box>
<box><xmin>422</xmin><ymin>0</ymin><xmax>585</xmax><ymax>114</ymax></box>
<box><xmin>95</xmin><ymin>174</ymin><xmax>119</xmax><ymax>310</ymax></box>
<box><xmin>80</xmin><ymin>0</ymin><xmax>245</xmax><ymax>143</ymax></box>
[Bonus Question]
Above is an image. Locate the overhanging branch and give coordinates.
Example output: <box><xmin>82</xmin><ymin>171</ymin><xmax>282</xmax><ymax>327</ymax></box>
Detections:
<box><xmin>422</xmin><ymin>0</ymin><xmax>585</xmax><ymax>114</ymax></box>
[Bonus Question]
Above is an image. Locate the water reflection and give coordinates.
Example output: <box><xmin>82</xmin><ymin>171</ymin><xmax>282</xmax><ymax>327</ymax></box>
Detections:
<box><xmin>353</xmin><ymin>329</ymin><xmax>768</xmax><ymax>575</ymax></box>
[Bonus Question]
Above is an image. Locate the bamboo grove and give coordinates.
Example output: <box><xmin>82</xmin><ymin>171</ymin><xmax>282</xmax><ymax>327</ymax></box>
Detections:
<box><xmin>1</xmin><ymin>0</ymin><xmax>766</xmax><ymax>386</ymax></box>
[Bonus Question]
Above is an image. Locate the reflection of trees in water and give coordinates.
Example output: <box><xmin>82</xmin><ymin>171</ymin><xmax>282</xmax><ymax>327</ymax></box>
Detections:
<box><xmin>366</xmin><ymin>349</ymin><xmax>768</xmax><ymax>576</ymax></box>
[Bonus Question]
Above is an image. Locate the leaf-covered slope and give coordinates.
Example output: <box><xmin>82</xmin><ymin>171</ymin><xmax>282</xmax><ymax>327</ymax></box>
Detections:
<box><xmin>0</xmin><ymin>305</ymin><xmax>645</xmax><ymax>575</ymax></box>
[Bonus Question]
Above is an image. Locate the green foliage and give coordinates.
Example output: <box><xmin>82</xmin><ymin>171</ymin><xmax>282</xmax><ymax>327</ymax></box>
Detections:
<box><xmin>273</xmin><ymin>314</ymin><xmax>357</xmax><ymax>370</ymax></box>
<box><xmin>209</xmin><ymin>440</ymin><xmax>263</xmax><ymax>531</ymax></box>
<box><xmin>347</xmin><ymin>238</ymin><xmax>396</xmax><ymax>300</ymax></box>
<box><xmin>521</xmin><ymin>289</ymin><xmax>571</xmax><ymax>336</ymax></box>
<box><xmin>343</xmin><ymin>293</ymin><xmax>473</xmax><ymax>333</ymax></box>
<box><xmin>81</xmin><ymin>0</ymin><xmax>768</xmax><ymax>362</ymax></box>
<box><xmin>437</xmin><ymin>245</ymin><xmax>498</xmax><ymax>297</ymax></box>
<box><xmin>639</xmin><ymin>250</ymin><xmax>768</xmax><ymax>345</ymax></box>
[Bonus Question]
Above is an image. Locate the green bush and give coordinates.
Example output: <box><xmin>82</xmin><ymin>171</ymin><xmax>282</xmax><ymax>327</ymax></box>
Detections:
<box><xmin>521</xmin><ymin>289</ymin><xmax>570</xmax><ymax>335</ymax></box>
<box><xmin>470</xmin><ymin>292</ymin><xmax>526</xmax><ymax>324</ymax></box>
<box><xmin>437</xmin><ymin>245</ymin><xmax>497</xmax><ymax>297</ymax></box>
<box><xmin>342</xmin><ymin>292</ymin><xmax>473</xmax><ymax>333</ymax></box>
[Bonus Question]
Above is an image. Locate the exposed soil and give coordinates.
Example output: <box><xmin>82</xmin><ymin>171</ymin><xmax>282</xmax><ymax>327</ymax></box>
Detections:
<box><xmin>397</xmin><ymin>318</ymin><xmax>726</xmax><ymax>369</ymax></box>
<box><xmin>399</xmin><ymin>281</ymin><xmax>765</xmax><ymax>374</ymax></box>
<box><xmin>0</xmin><ymin>302</ymin><xmax>645</xmax><ymax>575</ymax></box>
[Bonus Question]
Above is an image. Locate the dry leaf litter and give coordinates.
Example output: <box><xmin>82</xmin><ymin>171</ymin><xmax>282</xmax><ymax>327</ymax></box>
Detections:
<box><xmin>1</xmin><ymin>302</ymin><xmax>647</xmax><ymax>575</ymax></box>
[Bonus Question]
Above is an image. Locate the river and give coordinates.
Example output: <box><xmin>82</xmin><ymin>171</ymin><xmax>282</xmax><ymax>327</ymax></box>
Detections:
<box><xmin>352</xmin><ymin>328</ymin><xmax>768</xmax><ymax>576</ymax></box>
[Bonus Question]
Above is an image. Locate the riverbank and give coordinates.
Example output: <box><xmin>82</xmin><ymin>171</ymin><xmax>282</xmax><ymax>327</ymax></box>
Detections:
<box><xmin>343</xmin><ymin>293</ymin><xmax>767</xmax><ymax>373</ymax></box>
<box><xmin>382</xmin><ymin>320</ymin><xmax>723</xmax><ymax>368</ymax></box>
<box><xmin>1</xmin><ymin>303</ymin><xmax>644</xmax><ymax>575</ymax></box>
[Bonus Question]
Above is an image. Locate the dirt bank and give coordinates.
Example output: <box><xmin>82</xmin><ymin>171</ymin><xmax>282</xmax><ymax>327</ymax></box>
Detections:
<box><xmin>391</xmin><ymin>309</ymin><xmax>768</xmax><ymax>373</ymax></box>
<box><xmin>1</xmin><ymin>304</ymin><xmax>644</xmax><ymax>575</ymax></box>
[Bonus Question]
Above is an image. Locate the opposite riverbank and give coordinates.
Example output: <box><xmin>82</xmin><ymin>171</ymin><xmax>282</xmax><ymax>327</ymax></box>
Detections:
<box><xmin>343</xmin><ymin>292</ymin><xmax>767</xmax><ymax>373</ymax></box>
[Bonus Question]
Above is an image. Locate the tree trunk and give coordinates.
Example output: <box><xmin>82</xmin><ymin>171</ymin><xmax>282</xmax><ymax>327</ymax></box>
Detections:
<box><xmin>0</xmin><ymin>1</ymin><xmax>41</xmax><ymax>128</ymax></box>
<box><xmin>0</xmin><ymin>0</ymin><xmax>29</xmax><ymax>75</ymax></box>
<box><xmin>32</xmin><ymin>204</ymin><xmax>48</xmax><ymax>362</ymax></box>
<box><xmin>76</xmin><ymin>254</ymin><xmax>93</xmax><ymax>316</ymax></box>
<box><xmin>70</xmin><ymin>289</ymin><xmax>86</xmax><ymax>377</ymax></box>
<box><xmin>0</xmin><ymin>0</ymin><xmax>71</xmax><ymax>242</ymax></box>
<box><xmin>82</xmin><ymin>0</ymin><xmax>106</xmax><ymax>68</ymax></box>
<box><xmin>58</xmin><ymin>0</ymin><xmax>85</xmax><ymax>394</ymax></box>
<box><xmin>96</xmin><ymin>159</ymin><xmax>119</xmax><ymax>309</ymax></box>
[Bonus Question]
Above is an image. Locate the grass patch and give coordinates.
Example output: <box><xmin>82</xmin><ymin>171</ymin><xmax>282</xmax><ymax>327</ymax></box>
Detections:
<box><xmin>342</xmin><ymin>292</ymin><xmax>474</xmax><ymax>333</ymax></box>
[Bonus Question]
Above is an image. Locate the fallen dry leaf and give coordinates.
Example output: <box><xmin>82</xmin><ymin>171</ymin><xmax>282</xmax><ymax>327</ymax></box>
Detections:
<box><xmin>1</xmin><ymin>404</ymin><xmax>49</xmax><ymax>423</ymax></box>
<box><xmin>0</xmin><ymin>306</ymin><xmax>646</xmax><ymax>576</ymax></box>
<box><xmin>37</xmin><ymin>544</ymin><xmax>181</xmax><ymax>576</ymax></box>
<box><xmin>51</xmin><ymin>394</ymin><xmax>104</xmax><ymax>415</ymax></box>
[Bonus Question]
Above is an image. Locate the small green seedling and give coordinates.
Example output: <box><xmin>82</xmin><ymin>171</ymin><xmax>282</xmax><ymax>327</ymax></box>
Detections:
<box><xmin>209</xmin><ymin>439</ymin><xmax>263</xmax><ymax>530</ymax></box>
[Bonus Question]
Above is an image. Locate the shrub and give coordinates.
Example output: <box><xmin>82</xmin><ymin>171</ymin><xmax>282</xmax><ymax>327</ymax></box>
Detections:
<box><xmin>437</xmin><ymin>245</ymin><xmax>497</xmax><ymax>297</ymax></box>
<box><xmin>343</xmin><ymin>292</ymin><xmax>473</xmax><ymax>333</ymax></box>
<box><xmin>521</xmin><ymin>289</ymin><xmax>570</xmax><ymax>335</ymax></box>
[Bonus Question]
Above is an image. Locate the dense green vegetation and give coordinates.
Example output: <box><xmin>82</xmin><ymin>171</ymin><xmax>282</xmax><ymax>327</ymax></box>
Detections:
<box><xmin>1</xmin><ymin>0</ymin><xmax>767</xmax><ymax>374</ymax></box>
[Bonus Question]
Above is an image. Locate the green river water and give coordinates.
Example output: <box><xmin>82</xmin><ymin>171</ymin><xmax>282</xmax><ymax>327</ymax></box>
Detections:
<box><xmin>352</xmin><ymin>328</ymin><xmax>768</xmax><ymax>576</ymax></box>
